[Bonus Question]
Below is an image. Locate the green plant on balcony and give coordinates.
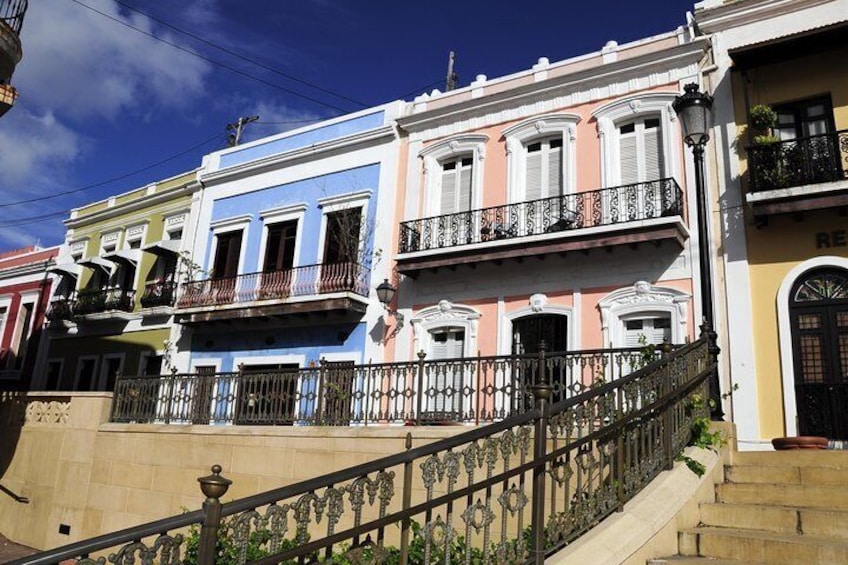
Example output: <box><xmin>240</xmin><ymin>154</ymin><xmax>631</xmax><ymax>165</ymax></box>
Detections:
<box><xmin>747</xmin><ymin>104</ymin><xmax>788</xmax><ymax>190</ymax></box>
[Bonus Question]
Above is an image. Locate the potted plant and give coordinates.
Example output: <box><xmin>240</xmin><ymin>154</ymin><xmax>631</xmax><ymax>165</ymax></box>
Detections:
<box><xmin>747</xmin><ymin>104</ymin><xmax>785</xmax><ymax>190</ymax></box>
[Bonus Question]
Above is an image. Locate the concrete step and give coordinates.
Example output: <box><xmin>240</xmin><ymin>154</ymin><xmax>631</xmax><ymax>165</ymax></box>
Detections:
<box><xmin>716</xmin><ymin>482</ymin><xmax>848</xmax><ymax>510</ymax></box>
<box><xmin>700</xmin><ymin>503</ymin><xmax>848</xmax><ymax>540</ymax></box>
<box><xmin>731</xmin><ymin>451</ymin><xmax>848</xmax><ymax>469</ymax></box>
<box><xmin>726</xmin><ymin>463</ymin><xmax>848</xmax><ymax>485</ymax></box>
<box><xmin>648</xmin><ymin>558</ymin><xmax>748</xmax><ymax>564</ymax></box>
<box><xmin>679</xmin><ymin>526</ymin><xmax>848</xmax><ymax>564</ymax></box>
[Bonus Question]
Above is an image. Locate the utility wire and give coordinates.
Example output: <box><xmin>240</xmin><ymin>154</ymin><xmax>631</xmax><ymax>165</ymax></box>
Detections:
<box><xmin>0</xmin><ymin>131</ymin><xmax>225</xmax><ymax>208</ymax></box>
<box><xmin>395</xmin><ymin>79</ymin><xmax>444</xmax><ymax>101</ymax></box>
<box><xmin>112</xmin><ymin>0</ymin><xmax>369</xmax><ymax>109</ymax></box>
<box><xmin>69</xmin><ymin>0</ymin><xmax>351</xmax><ymax>114</ymax></box>
<box><xmin>0</xmin><ymin>210</ymin><xmax>71</xmax><ymax>228</ymax></box>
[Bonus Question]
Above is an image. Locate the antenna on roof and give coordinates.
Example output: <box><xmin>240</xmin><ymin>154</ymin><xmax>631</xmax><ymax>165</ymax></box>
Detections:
<box><xmin>445</xmin><ymin>51</ymin><xmax>458</xmax><ymax>92</ymax></box>
<box><xmin>226</xmin><ymin>115</ymin><xmax>259</xmax><ymax>147</ymax></box>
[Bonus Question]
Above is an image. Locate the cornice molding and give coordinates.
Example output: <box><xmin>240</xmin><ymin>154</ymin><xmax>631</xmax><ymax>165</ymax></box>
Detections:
<box><xmin>695</xmin><ymin>0</ymin><xmax>836</xmax><ymax>34</ymax></box>
<box><xmin>398</xmin><ymin>39</ymin><xmax>709</xmax><ymax>141</ymax></box>
<box><xmin>200</xmin><ymin>125</ymin><xmax>398</xmax><ymax>187</ymax></box>
<box><xmin>64</xmin><ymin>182</ymin><xmax>201</xmax><ymax>230</ymax></box>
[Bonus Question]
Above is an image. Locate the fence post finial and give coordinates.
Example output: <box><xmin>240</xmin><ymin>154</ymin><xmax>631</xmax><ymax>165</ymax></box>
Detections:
<box><xmin>197</xmin><ymin>464</ymin><xmax>232</xmax><ymax>565</ymax></box>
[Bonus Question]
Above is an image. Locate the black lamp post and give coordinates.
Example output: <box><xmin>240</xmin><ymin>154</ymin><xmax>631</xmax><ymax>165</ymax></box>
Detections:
<box><xmin>673</xmin><ymin>83</ymin><xmax>723</xmax><ymax>419</ymax></box>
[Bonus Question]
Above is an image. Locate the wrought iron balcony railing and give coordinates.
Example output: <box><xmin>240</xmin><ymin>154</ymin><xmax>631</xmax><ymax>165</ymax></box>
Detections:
<box><xmin>140</xmin><ymin>280</ymin><xmax>177</xmax><ymax>309</ymax></box>
<box><xmin>45</xmin><ymin>298</ymin><xmax>74</xmax><ymax>322</ymax></box>
<box><xmin>748</xmin><ymin>129</ymin><xmax>848</xmax><ymax>193</ymax></box>
<box><xmin>23</xmin><ymin>330</ymin><xmax>716</xmax><ymax>565</ymax></box>
<box><xmin>176</xmin><ymin>262</ymin><xmax>369</xmax><ymax>310</ymax></box>
<box><xmin>74</xmin><ymin>287</ymin><xmax>135</xmax><ymax>316</ymax></box>
<box><xmin>0</xmin><ymin>0</ymin><xmax>26</xmax><ymax>34</ymax></box>
<box><xmin>110</xmin><ymin>345</ymin><xmax>663</xmax><ymax>426</ymax></box>
<box><xmin>399</xmin><ymin>178</ymin><xmax>683</xmax><ymax>254</ymax></box>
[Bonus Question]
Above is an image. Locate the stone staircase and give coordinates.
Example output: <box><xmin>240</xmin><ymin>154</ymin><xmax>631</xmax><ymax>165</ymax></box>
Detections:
<box><xmin>650</xmin><ymin>450</ymin><xmax>848</xmax><ymax>564</ymax></box>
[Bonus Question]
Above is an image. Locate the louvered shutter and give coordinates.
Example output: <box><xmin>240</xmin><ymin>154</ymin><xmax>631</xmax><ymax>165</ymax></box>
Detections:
<box><xmin>547</xmin><ymin>143</ymin><xmax>563</xmax><ymax>197</ymax></box>
<box><xmin>624</xmin><ymin>320</ymin><xmax>644</xmax><ymax>347</ymax></box>
<box><xmin>440</xmin><ymin>164</ymin><xmax>457</xmax><ymax>214</ymax></box>
<box><xmin>526</xmin><ymin>147</ymin><xmax>543</xmax><ymax>200</ymax></box>
<box><xmin>458</xmin><ymin>161</ymin><xmax>473</xmax><ymax>212</ymax></box>
<box><xmin>619</xmin><ymin>133</ymin><xmax>639</xmax><ymax>185</ymax></box>
<box><xmin>644</xmin><ymin>125</ymin><xmax>664</xmax><ymax>181</ymax></box>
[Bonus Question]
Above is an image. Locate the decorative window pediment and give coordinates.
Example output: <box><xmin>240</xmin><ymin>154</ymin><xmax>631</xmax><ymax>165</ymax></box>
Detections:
<box><xmin>592</xmin><ymin>93</ymin><xmax>681</xmax><ymax>188</ymax></box>
<box><xmin>598</xmin><ymin>281</ymin><xmax>690</xmax><ymax>346</ymax></box>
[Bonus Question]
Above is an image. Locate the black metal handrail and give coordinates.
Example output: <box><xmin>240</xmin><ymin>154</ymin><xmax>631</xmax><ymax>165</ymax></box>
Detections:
<box><xmin>0</xmin><ymin>0</ymin><xmax>26</xmax><ymax>34</ymax></box>
<box><xmin>399</xmin><ymin>178</ymin><xmax>683</xmax><ymax>253</ymax></box>
<box><xmin>176</xmin><ymin>262</ymin><xmax>370</xmax><ymax>309</ymax></box>
<box><xmin>74</xmin><ymin>287</ymin><xmax>135</xmax><ymax>316</ymax></box>
<box><xmin>747</xmin><ymin>129</ymin><xmax>848</xmax><ymax>193</ymax></box>
<box><xmin>13</xmin><ymin>330</ymin><xmax>716</xmax><ymax>565</ymax></box>
<box><xmin>139</xmin><ymin>280</ymin><xmax>177</xmax><ymax>309</ymax></box>
<box><xmin>110</xmin><ymin>346</ymin><xmax>661</xmax><ymax>425</ymax></box>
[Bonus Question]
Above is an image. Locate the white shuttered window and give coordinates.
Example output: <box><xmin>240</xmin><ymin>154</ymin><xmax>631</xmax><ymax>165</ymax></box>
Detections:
<box><xmin>525</xmin><ymin>138</ymin><xmax>563</xmax><ymax>200</ymax></box>
<box><xmin>623</xmin><ymin>315</ymin><xmax>671</xmax><ymax>347</ymax></box>
<box><xmin>618</xmin><ymin>117</ymin><xmax>665</xmax><ymax>184</ymax></box>
<box><xmin>440</xmin><ymin>157</ymin><xmax>473</xmax><ymax>214</ymax></box>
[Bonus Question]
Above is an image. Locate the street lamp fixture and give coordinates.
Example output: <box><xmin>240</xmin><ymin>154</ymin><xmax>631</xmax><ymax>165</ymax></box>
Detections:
<box><xmin>673</xmin><ymin>83</ymin><xmax>723</xmax><ymax>419</ymax></box>
<box><xmin>376</xmin><ymin>279</ymin><xmax>404</xmax><ymax>327</ymax></box>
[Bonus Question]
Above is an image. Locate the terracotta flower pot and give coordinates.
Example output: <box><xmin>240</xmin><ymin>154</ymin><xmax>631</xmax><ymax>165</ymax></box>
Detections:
<box><xmin>771</xmin><ymin>436</ymin><xmax>828</xmax><ymax>450</ymax></box>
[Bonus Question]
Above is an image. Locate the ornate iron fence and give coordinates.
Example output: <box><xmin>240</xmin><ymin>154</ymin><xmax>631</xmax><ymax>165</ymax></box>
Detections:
<box><xmin>13</xmin><ymin>329</ymin><xmax>716</xmax><ymax>565</ymax></box>
<box><xmin>176</xmin><ymin>262</ymin><xmax>370</xmax><ymax>309</ymax></box>
<box><xmin>74</xmin><ymin>287</ymin><xmax>135</xmax><ymax>316</ymax></box>
<box><xmin>140</xmin><ymin>280</ymin><xmax>177</xmax><ymax>308</ymax></box>
<box><xmin>110</xmin><ymin>346</ymin><xmax>661</xmax><ymax>425</ymax></box>
<box><xmin>748</xmin><ymin>129</ymin><xmax>848</xmax><ymax>193</ymax></box>
<box><xmin>399</xmin><ymin>178</ymin><xmax>683</xmax><ymax>253</ymax></box>
<box><xmin>0</xmin><ymin>0</ymin><xmax>26</xmax><ymax>34</ymax></box>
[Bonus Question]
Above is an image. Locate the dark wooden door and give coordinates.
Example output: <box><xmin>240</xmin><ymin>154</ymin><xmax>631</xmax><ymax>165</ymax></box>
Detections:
<box><xmin>791</xmin><ymin>268</ymin><xmax>848</xmax><ymax>439</ymax></box>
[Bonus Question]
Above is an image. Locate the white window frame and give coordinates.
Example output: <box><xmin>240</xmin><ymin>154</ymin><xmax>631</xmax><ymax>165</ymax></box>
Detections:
<box><xmin>74</xmin><ymin>355</ymin><xmax>100</xmax><ymax>390</ymax></box>
<box><xmin>410</xmin><ymin>300</ymin><xmax>481</xmax><ymax>420</ymax></box>
<box><xmin>503</xmin><ymin>114</ymin><xmax>580</xmax><ymax>204</ymax></box>
<box><xmin>592</xmin><ymin>93</ymin><xmax>682</xmax><ymax>188</ymax></box>
<box><xmin>164</xmin><ymin>212</ymin><xmax>188</xmax><ymax>241</ymax></box>
<box><xmin>100</xmin><ymin>230</ymin><xmax>121</xmax><ymax>255</ymax></box>
<box><xmin>257</xmin><ymin>203</ymin><xmax>307</xmax><ymax>273</ymax></box>
<box><xmin>43</xmin><ymin>358</ymin><xmax>64</xmax><ymax>389</ymax></box>
<box><xmin>97</xmin><ymin>353</ymin><xmax>125</xmax><ymax>391</ymax></box>
<box><xmin>316</xmin><ymin>191</ymin><xmax>372</xmax><ymax>266</ymax></box>
<box><xmin>597</xmin><ymin>281</ymin><xmax>690</xmax><ymax>348</ymax></box>
<box><xmin>620</xmin><ymin>312</ymin><xmax>674</xmax><ymax>347</ymax></box>
<box><xmin>420</xmin><ymin>135</ymin><xmax>488</xmax><ymax>217</ymax></box>
<box><xmin>0</xmin><ymin>296</ymin><xmax>11</xmax><ymax>350</ymax></box>
<box><xmin>208</xmin><ymin>214</ymin><xmax>252</xmax><ymax>277</ymax></box>
<box><xmin>138</xmin><ymin>350</ymin><xmax>166</xmax><ymax>377</ymax></box>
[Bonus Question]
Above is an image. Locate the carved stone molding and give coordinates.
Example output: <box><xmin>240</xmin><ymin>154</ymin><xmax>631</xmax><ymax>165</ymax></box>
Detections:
<box><xmin>25</xmin><ymin>399</ymin><xmax>71</xmax><ymax>425</ymax></box>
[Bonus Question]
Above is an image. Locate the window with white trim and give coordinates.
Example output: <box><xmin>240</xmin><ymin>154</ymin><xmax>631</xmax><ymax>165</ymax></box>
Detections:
<box><xmin>420</xmin><ymin>135</ymin><xmax>487</xmax><ymax>217</ymax></box>
<box><xmin>618</xmin><ymin>116</ymin><xmax>665</xmax><ymax>185</ymax></box>
<box><xmin>439</xmin><ymin>156</ymin><xmax>474</xmax><ymax>214</ymax></box>
<box><xmin>592</xmin><ymin>93</ymin><xmax>680</xmax><ymax>189</ymax></box>
<box><xmin>622</xmin><ymin>313</ymin><xmax>672</xmax><ymax>347</ymax></box>
<box><xmin>525</xmin><ymin>138</ymin><xmax>563</xmax><ymax>200</ymax></box>
<box><xmin>503</xmin><ymin>114</ymin><xmax>579</xmax><ymax>204</ymax></box>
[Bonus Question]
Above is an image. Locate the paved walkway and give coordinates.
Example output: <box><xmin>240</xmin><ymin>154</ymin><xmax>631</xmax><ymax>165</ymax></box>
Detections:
<box><xmin>0</xmin><ymin>534</ymin><xmax>36</xmax><ymax>564</ymax></box>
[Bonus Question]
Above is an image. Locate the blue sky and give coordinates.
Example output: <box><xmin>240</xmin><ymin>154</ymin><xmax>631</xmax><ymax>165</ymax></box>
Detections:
<box><xmin>0</xmin><ymin>0</ymin><xmax>694</xmax><ymax>251</ymax></box>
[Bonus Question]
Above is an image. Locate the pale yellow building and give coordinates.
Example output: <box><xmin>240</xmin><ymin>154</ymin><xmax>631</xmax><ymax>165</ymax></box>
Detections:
<box><xmin>698</xmin><ymin>0</ymin><xmax>848</xmax><ymax>447</ymax></box>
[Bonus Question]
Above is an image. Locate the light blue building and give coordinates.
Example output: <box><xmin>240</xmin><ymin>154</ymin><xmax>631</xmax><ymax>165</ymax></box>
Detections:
<box><xmin>169</xmin><ymin>102</ymin><xmax>403</xmax><ymax>423</ymax></box>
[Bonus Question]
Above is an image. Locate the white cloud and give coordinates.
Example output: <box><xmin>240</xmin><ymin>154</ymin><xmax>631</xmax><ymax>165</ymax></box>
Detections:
<box><xmin>14</xmin><ymin>0</ymin><xmax>213</xmax><ymax>121</ymax></box>
<box><xmin>0</xmin><ymin>108</ymin><xmax>84</xmax><ymax>192</ymax></box>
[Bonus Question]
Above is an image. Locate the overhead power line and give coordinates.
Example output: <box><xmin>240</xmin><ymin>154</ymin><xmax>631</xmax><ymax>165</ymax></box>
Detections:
<box><xmin>112</xmin><ymin>0</ymin><xmax>369</xmax><ymax>109</ymax></box>
<box><xmin>0</xmin><ymin>132</ymin><xmax>225</xmax><ymax>209</ymax></box>
<box><xmin>69</xmin><ymin>0</ymin><xmax>352</xmax><ymax>114</ymax></box>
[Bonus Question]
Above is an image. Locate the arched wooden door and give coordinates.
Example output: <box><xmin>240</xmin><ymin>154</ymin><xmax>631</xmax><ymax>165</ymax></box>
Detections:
<box><xmin>790</xmin><ymin>268</ymin><xmax>848</xmax><ymax>439</ymax></box>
